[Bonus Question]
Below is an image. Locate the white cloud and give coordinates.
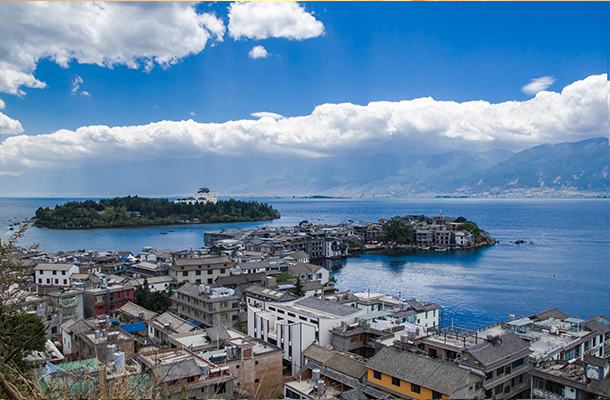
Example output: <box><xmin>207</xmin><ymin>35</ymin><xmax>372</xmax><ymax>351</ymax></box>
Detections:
<box><xmin>71</xmin><ymin>76</ymin><xmax>83</xmax><ymax>94</ymax></box>
<box><xmin>522</xmin><ymin>76</ymin><xmax>557</xmax><ymax>95</ymax></box>
<box><xmin>0</xmin><ymin>2</ymin><xmax>225</xmax><ymax>95</ymax></box>
<box><xmin>0</xmin><ymin>97</ymin><xmax>24</xmax><ymax>135</ymax></box>
<box><xmin>81</xmin><ymin>91</ymin><xmax>90</xmax><ymax>97</ymax></box>
<box><xmin>1</xmin><ymin>74</ymin><xmax>606</xmax><ymax>173</ymax></box>
<box><xmin>252</xmin><ymin>112</ymin><xmax>285</xmax><ymax>120</ymax></box>
<box><xmin>249</xmin><ymin>45</ymin><xmax>269</xmax><ymax>59</ymax></box>
<box><xmin>190</xmin><ymin>111</ymin><xmax>196</xmax><ymax>117</ymax></box>
<box><xmin>0</xmin><ymin>112</ymin><xmax>24</xmax><ymax>135</ymax></box>
<box><xmin>228</xmin><ymin>2</ymin><xmax>324</xmax><ymax>40</ymax></box>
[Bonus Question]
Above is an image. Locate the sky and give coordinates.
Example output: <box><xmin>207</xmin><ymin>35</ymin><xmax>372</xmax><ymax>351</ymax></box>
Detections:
<box><xmin>0</xmin><ymin>1</ymin><xmax>608</xmax><ymax>196</ymax></box>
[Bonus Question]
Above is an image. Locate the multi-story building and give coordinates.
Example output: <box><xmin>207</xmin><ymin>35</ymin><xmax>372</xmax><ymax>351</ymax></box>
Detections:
<box><xmin>174</xmin><ymin>187</ymin><xmax>218</xmax><ymax>205</ymax></box>
<box><xmin>136</xmin><ymin>348</ymin><xmax>234</xmax><ymax>399</ymax></box>
<box><xmin>23</xmin><ymin>289</ymin><xmax>85</xmax><ymax>339</ymax></box>
<box><xmin>173</xmin><ymin>283</ymin><xmax>242</xmax><ymax>328</ymax></box>
<box><xmin>460</xmin><ymin>332</ymin><xmax>532</xmax><ymax>399</ymax></box>
<box><xmin>83</xmin><ymin>283</ymin><xmax>135</xmax><ymax>317</ymax></box>
<box><xmin>148</xmin><ymin>311</ymin><xmax>198</xmax><ymax>344</ymax></box>
<box><xmin>170</xmin><ymin>256</ymin><xmax>233</xmax><ymax>284</ymax></box>
<box><xmin>531</xmin><ymin>355</ymin><xmax>610</xmax><ymax>399</ymax></box>
<box><xmin>415</xmin><ymin>230</ymin><xmax>434</xmax><ymax>246</ymax></box>
<box><xmin>34</xmin><ymin>263</ymin><xmax>80</xmax><ymax>288</ymax></box>
<box><xmin>455</xmin><ymin>230</ymin><xmax>475</xmax><ymax>246</ymax></box>
<box><xmin>365</xmin><ymin>345</ymin><xmax>484</xmax><ymax>399</ymax></box>
<box><xmin>248</xmin><ymin>296</ymin><xmax>367</xmax><ymax>374</ymax></box>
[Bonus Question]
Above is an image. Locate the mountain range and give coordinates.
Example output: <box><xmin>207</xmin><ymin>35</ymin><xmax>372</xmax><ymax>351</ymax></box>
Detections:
<box><xmin>1</xmin><ymin>137</ymin><xmax>608</xmax><ymax>198</ymax></box>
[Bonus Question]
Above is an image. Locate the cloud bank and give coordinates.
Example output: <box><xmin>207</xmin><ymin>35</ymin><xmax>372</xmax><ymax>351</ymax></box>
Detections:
<box><xmin>1</xmin><ymin>74</ymin><xmax>607</xmax><ymax>174</ymax></box>
<box><xmin>0</xmin><ymin>2</ymin><xmax>225</xmax><ymax>95</ymax></box>
<box><xmin>228</xmin><ymin>2</ymin><xmax>324</xmax><ymax>40</ymax></box>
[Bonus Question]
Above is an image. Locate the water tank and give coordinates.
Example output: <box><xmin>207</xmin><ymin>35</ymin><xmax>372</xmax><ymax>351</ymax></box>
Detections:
<box><xmin>106</xmin><ymin>344</ymin><xmax>117</xmax><ymax>361</ymax></box>
<box><xmin>408</xmin><ymin>330</ymin><xmax>417</xmax><ymax>340</ymax></box>
<box><xmin>317</xmin><ymin>380</ymin><xmax>325</xmax><ymax>393</ymax></box>
<box><xmin>312</xmin><ymin>368</ymin><xmax>321</xmax><ymax>382</ymax></box>
<box><xmin>509</xmin><ymin>314</ymin><xmax>516</xmax><ymax>322</ymax></box>
<box><xmin>199</xmin><ymin>363</ymin><xmax>209</xmax><ymax>375</ymax></box>
<box><xmin>199</xmin><ymin>284</ymin><xmax>206</xmax><ymax>295</ymax></box>
<box><xmin>220</xmin><ymin>366</ymin><xmax>230</xmax><ymax>374</ymax></box>
<box><xmin>401</xmin><ymin>334</ymin><xmax>410</xmax><ymax>343</ymax></box>
<box><xmin>113</xmin><ymin>351</ymin><xmax>125</xmax><ymax>371</ymax></box>
<box><xmin>94</xmin><ymin>330</ymin><xmax>101</xmax><ymax>339</ymax></box>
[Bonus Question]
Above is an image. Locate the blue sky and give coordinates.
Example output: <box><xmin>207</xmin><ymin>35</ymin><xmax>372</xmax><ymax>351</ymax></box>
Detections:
<box><xmin>0</xmin><ymin>1</ymin><xmax>608</xmax><ymax>196</ymax></box>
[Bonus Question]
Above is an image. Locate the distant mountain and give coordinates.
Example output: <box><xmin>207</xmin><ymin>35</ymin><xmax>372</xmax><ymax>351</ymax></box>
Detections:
<box><xmin>224</xmin><ymin>137</ymin><xmax>608</xmax><ymax>197</ymax></box>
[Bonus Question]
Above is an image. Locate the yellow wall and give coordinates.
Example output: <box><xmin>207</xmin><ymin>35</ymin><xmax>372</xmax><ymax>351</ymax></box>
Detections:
<box><xmin>367</xmin><ymin>370</ymin><xmax>449</xmax><ymax>399</ymax></box>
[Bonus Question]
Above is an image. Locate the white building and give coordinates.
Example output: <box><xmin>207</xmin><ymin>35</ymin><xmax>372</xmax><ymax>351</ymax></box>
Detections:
<box><xmin>455</xmin><ymin>230</ymin><xmax>475</xmax><ymax>246</ymax></box>
<box><xmin>248</xmin><ymin>296</ymin><xmax>367</xmax><ymax>374</ymax></box>
<box><xmin>34</xmin><ymin>263</ymin><xmax>80</xmax><ymax>288</ymax></box>
<box><xmin>174</xmin><ymin>187</ymin><xmax>218</xmax><ymax>205</ymax></box>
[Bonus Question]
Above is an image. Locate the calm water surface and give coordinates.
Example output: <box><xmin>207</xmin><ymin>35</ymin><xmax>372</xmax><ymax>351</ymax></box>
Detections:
<box><xmin>2</xmin><ymin>197</ymin><xmax>609</xmax><ymax>329</ymax></box>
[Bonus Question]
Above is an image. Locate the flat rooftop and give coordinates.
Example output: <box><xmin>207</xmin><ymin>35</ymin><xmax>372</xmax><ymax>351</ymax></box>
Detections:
<box><xmin>285</xmin><ymin>377</ymin><xmax>342</xmax><ymax>399</ymax></box>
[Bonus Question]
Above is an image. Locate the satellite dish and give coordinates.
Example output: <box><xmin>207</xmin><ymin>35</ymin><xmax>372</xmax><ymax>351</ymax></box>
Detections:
<box><xmin>586</xmin><ymin>367</ymin><xmax>599</xmax><ymax>380</ymax></box>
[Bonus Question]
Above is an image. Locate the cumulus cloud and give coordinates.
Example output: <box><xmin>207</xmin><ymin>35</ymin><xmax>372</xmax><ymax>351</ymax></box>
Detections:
<box><xmin>0</xmin><ymin>2</ymin><xmax>225</xmax><ymax>95</ymax></box>
<box><xmin>252</xmin><ymin>112</ymin><xmax>285</xmax><ymax>120</ymax></box>
<box><xmin>1</xmin><ymin>74</ymin><xmax>606</xmax><ymax>174</ymax></box>
<box><xmin>0</xmin><ymin>97</ymin><xmax>24</xmax><ymax>135</ymax></box>
<box><xmin>228</xmin><ymin>2</ymin><xmax>324</xmax><ymax>40</ymax></box>
<box><xmin>249</xmin><ymin>45</ymin><xmax>269</xmax><ymax>59</ymax></box>
<box><xmin>81</xmin><ymin>91</ymin><xmax>91</xmax><ymax>97</ymax></box>
<box><xmin>522</xmin><ymin>76</ymin><xmax>557</xmax><ymax>95</ymax></box>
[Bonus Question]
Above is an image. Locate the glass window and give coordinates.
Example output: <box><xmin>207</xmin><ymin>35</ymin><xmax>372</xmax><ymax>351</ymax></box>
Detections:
<box><xmin>411</xmin><ymin>384</ymin><xmax>421</xmax><ymax>394</ymax></box>
<box><xmin>373</xmin><ymin>371</ymin><xmax>381</xmax><ymax>380</ymax></box>
<box><xmin>183</xmin><ymin>271</ymin><xmax>188</xmax><ymax>277</ymax></box>
<box><xmin>432</xmin><ymin>390</ymin><xmax>442</xmax><ymax>399</ymax></box>
<box><xmin>391</xmin><ymin>377</ymin><xmax>400</xmax><ymax>387</ymax></box>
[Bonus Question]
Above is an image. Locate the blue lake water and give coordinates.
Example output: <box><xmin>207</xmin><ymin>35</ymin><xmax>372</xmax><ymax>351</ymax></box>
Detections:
<box><xmin>1</xmin><ymin>197</ymin><xmax>609</xmax><ymax>329</ymax></box>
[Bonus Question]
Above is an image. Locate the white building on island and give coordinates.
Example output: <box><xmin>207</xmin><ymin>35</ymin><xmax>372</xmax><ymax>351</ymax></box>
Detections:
<box><xmin>174</xmin><ymin>187</ymin><xmax>218</xmax><ymax>205</ymax></box>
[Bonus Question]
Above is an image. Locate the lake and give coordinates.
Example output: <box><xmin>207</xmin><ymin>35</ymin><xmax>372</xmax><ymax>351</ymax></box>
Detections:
<box><xmin>2</xmin><ymin>197</ymin><xmax>609</xmax><ymax>329</ymax></box>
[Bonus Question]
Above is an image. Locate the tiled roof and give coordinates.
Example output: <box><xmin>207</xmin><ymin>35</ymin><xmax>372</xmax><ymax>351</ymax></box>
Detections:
<box><xmin>174</xmin><ymin>256</ymin><xmax>230</xmax><ymax>267</ymax></box>
<box><xmin>463</xmin><ymin>332</ymin><xmax>530</xmax><ymax>368</ymax></box>
<box><xmin>529</xmin><ymin>307</ymin><xmax>569</xmax><ymax>321</ymax></box>
<box><xmin>34</xmin><ymin>263</ymin><xmax>76</xmax><ymax>271</ymax></box>
<box><xmin>367</xmin><ymin>346</ymin><xmax>477</xmax><ymax>395</ymax></box>
<box><xmin>585</xmin><ymin>316</ymin><xmax>610</xmax><ymax>335</ymax></box>
<box><xmin>303</xmin><ymin>344</ymin><xmax>368</xmax><ymax>380</ymax></box>
<box><xmin>116</xmin><ymin>302</ymin><xmax>158</xmax><ymax>321</ymax></box>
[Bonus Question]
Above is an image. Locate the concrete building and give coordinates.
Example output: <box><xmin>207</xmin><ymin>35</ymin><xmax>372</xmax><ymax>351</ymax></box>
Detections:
<box><xmin>34</xmin><ymin>263</ymin><xmax>80</xmax><ymax>288</ymax></box>
<box><xmin>83</xmin><ymin>283</ymin><xmax>135</xmax><ymax>317</ymax></box>
<box><xmin>136</xmin><ymin>348</ymin><xmax>234</xmax><ymax>399</ymax></box>
<box><xmin>173</xmin><ymin>283</ymin><xmax>242</xmax><ymax>328</ymax></box>
<box><xmin>248</xmin><ymin>296</ymin><xmax>367</xmax><ymax>374</ymax></box>
<box><xmin>148</xmin><ymin>311</ymin><xmax>199</xmax><ymax>344</ymax></box>
<box><xmin>170</xmin><ymin>256</ymin><xmax>233</xmax><ymax>284</ymax></box>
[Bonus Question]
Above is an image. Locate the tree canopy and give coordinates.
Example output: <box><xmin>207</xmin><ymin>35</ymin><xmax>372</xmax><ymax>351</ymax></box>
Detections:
<box><xmin>382</xmin><ymin>216</ymin><xmax>415</xmax><ymax>244</ymax></box>
<box><xmin>33</xmin><ymin>196</ymin><xmax>280</xmax><ymax>229</ymax></box>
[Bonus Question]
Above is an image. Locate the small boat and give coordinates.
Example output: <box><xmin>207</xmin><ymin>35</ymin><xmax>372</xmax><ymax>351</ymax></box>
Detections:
<box><xmin>435</xmin><ymin>247</ymin><xmax>447</xmax><ymax>252</ymax></box>
<box><xmin>160</xmin><ymin>232</ymin><xmax>168</xmax><ymax>235</ymax></box>
<box><xmin>168</xmin><ymin>229</ymin><xmax>176</xmax><ymax>232</ymax></box>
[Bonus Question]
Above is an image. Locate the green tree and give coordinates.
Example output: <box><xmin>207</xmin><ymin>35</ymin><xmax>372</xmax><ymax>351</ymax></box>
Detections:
<box><xmin>383</xmin><ymin>216</ymin><xmax>414</xmax><ymax>244</ymax></box>
<box><xmin>0</xmin><ymin>224</ymin><xmax>46</xmax><ymax>399</ymax></box>
<box><xmin>293</xmin><ymin>276</ymin><xmax>305</xmax><ymax>297</ymax></box>
<box><xmin>457</xmin><ymin>221</ymin><xmax>481</xmax><ymax>237</ymax></box>
<box><xmin>275</xmin><ymin>273</ymin><xmax>294</xmax><ymax>283</ymax></box>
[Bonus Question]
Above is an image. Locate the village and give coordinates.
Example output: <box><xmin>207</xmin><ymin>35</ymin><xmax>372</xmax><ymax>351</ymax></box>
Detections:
<box><xmin>4</xmin><ymin>215</ymin><xmax>609</xmax><ymax>399</ymax></box>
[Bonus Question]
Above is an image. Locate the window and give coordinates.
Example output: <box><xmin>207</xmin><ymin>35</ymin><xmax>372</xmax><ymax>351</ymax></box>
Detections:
<box><xmin>125</xmin><ymin>291</ymin><xmax>130</xmax><ymax>297</ymax></box>
<box><xmin>187</xmin><ymin>376</ymin><xmax>195</xmax><ymax>383</ymax></box>
<box><xmin>432</xmin><ymin>390</ymin><xmax>442</xmax><ymax>399</ymax></box>
<box><xmin>55</xmin><ymin>279</ymin><xmax>59</xmax><ymax>284</ymax></box>
<box><xmin>497</xmin><ymin>366</ymin><xmax>504</xmax><ymax>376</ymax></box>
<box><xmin>391</xmin><ymin>377</ymin><xmax>400</xmax><ymax>387</ymax></box>
<box><xmin>208</xmin><ymin>278</ymin><xmax>213</xmax><ymax>284</ymax></box>
<box><xmin>411</xmin><ymin>384</ymin><xmax>421</xmax><ymax>394</ymax></box>
<box><xmin>475</xmin><ymin>381</ymin><xmax>483</xmax><ymax>390</ymax></box>
<box><xmin>95</xmin><ymin>295</ymin><xmax>104</xmax><ymax>304</ymax></box>
<box><xmin>182</xmin><ymin>271</ymin><xmax>188</xmax><ymax>277</ymax></box>
<box><xmin>255</xmin><ymin>361</ymin><xmax>259</xmax><ymax>365</ymax></box>
<box><xmin>505</xmin><ymin>366</ymin><xmax>511</xmax><ymax>375</ymax></box>
<box><xmin>495</xmin><ymin>386</ymin><xmax>503</xmax><ymax>395</ymax></box>
<box><xmin>513</xmin><ymin>358</ymin><xmax>523</xmax><ymax>368</ymax></box>
<box><xmin>221</xmin><ymin>301</ymin><xmax>227</xmax><ymax>308</ymax></box>
<box><xmin>373</xmin><ymin>371</ymin><xmax>381</xmax><ymax>380</ymax></box>
<box><xmin>254</xmin><ymin>379</ymin><xmax>260</xmax><ymax>384</ymax></box>
<box><xmin>46</xmin><ymin>278</ymin><xmax>50</xmax><ymax>284</ymax></box>
<box><xmin>235</xmin><ymin>365</ymin><xmax>239</xmax><ymax>369</ymax></box>
<box><xmin>425</xmin><ymin>311</ymin><xmax>428</xmax><ymax>319</ymax></box>
<box><xmin>196</xmin><ymin>271</ymin><xmax>201</xmax><ymax>275</ymax></box>
<box><xmin>350</xmin><ymin>335</ymin><xmax>359</xmax><ymax>344</ymax></box>
<box><xmin>39</xmin><ymin>278</ymin><xmax>42</xmax><ymax>283</ymax></box>
<box><xmin>207</xmin><ymin>270</ymin><xmax>213</xmax><ymax>274</ymax></box>
<box><xmin>220</xmin><ymin>269</ymin><xmax>225</xmax><ymax>274</ymax></box>
<box><xmin>53</xmin><ymin>271</ymin><xmax>57</xmax><ymax>275</ymax></box>
<box><xmin>63</xmin><ymin>279</ymin><xmax>67</xmax><ymax>285</ymax></box>
<box><xmin>62</xmin><ymin>271</ymin><xmax>66</xmax><ymax>275</ymax></box>
<box><xmin>485</xmin><ymin>372</ymin><xmax>493</xmax><ymax>380</ymax></box>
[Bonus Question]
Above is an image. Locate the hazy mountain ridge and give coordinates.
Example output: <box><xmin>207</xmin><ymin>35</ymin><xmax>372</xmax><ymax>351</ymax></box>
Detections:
<box><xmin>224</xmin><ymin>137</ymin><xmax>609</xmax><ymax>197</ymax></box>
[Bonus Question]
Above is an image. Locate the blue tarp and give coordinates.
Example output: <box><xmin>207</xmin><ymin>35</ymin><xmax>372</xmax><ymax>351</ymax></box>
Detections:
<box><xmin>118</xmin><ymin>322</ymin><xmax>147</xmax><ymax>333</ymax></box>
<box><xmin>186</xmin><ymin>318</ymin><xmax>203</xmax><ymax>327</ymax></box>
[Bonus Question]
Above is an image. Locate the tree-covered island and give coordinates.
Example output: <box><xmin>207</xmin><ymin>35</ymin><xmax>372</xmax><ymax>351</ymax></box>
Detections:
<box><xmin>33</xmin><ymin>196</ymin><xmax>280</xmax><ymax>229</ymax></box>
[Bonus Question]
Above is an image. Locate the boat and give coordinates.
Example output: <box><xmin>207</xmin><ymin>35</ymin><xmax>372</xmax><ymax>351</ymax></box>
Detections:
<box><xmin>160</xmin><ymin>232</ymin><xmax>168</xmax><ymax>235</ymax></box>
<box><xmin>435</xmin><ymin>247</ymin><xmax>448</xmax><ymax>252</ymax></box>
<box><xmin>168</xmin><ymin>229</ymin><xmax>176</xmax><ymax>232</ymax></box>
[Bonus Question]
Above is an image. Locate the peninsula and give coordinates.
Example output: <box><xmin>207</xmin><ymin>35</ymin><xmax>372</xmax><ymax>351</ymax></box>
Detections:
<box><xmin>33</xmin><ymin>196</ymin><xmax>280</xmax><ymax>229</ymax></box>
